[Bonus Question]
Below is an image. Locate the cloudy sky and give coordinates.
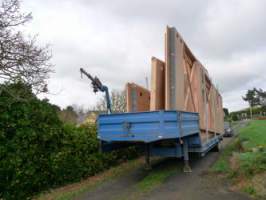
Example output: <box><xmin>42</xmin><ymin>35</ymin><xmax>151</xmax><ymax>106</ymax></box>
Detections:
<box><xmin>22</xmin><ymin>0</ymin><xmax>266</xmax><ymax>112</ymax></box>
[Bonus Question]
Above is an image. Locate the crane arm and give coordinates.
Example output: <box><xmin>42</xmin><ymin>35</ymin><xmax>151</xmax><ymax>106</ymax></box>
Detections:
<box><xmin>80</xmin><ymin>68</ymin><xmax>112</xmax><ymax>114</ymax></box>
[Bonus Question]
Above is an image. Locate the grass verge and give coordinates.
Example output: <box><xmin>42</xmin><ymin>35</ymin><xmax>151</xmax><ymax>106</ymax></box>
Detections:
<box><xmin>136</xmin><ymin>162</ymin><xmax>177</xmax><ymax>192</ymax></box>
<box><xmin>35</xmin><ymin>158</ymin><xmax>143</xmax><ymax>200</ymax></box>
<box><xmin>212</xmin><ymin>120</ymin><xmax>266</xmax><ymax>199</ymax></box>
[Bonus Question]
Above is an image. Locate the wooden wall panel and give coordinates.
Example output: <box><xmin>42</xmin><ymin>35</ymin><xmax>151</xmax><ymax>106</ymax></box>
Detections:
<box><xmin>164</xmin><ymin>26</ymin><xmax>224</xmax><ymax>136</ymax></box>
<box><xmin>165</xmin><ymin>26</ymin><xmax>185</xmax><ymax>110</ymax></box>
<box><xmin>150</xmin><ymin>57</ymin><xmax>165</xmax><ymax>110</ymax></box>
<box><xmin>126</xmin><ymin>83</ymin><xmax>150</xmax><ymax>112</ymax></box>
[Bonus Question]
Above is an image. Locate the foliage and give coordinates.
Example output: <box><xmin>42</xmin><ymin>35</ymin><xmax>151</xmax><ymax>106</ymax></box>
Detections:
<box><xmin>0</xmin><ymin>82</ymin><xmax>139</xmax><ymax>199</ymax></box>
<box><xmin>230</xmin><ymin>106</ymin><xmax>266</xmax><ymax>121</ymax></box>
<box><xmin>237</xmin><ymin>152</ymin><xmax>266</xmax><ymax>177</ymax></box>
<box><xmin>211</xmin><ymin>141</ymin><xmax>237</xmax><ymax>173</ymax></box>
<box><xmin>243</xmin><ymin>186</ymin><xmax>256</xmax><ymax>196</ymax></box>
<box><xmin>241</xmin><ymin>88</ymin><xmax>266</xmax><ymax>119</ymax></box>
<box><xmin>0</xmin><ymin>82</ymin><xmax>63</xmax><ymax>199</ymax></box>
<box><xmin>242</xmin><ymin>88</ymin><xmax>260</xmax><ymax>107</ymax></box>
<box><xmin>95</xmin><ymin>90</ymin><xmax>126</xmax><ymax>113</ymax></box>
<box><xmin>212</xmin><ymin>120</ymin><xmax>266</xmax><ymax>198</ymax></box>
<box><xmin>37</xmin><ymin>158</ymin><xmax>143</xmax><ymax>200</ymax></box>
<box><xmin>57</xmin><ymin>106</ymin><xmax>78</xmax><ymax>124</ymax></box>
<box><xmin>231</xmin><ymin>113</ymin><xmax>239</xmax><ymax>121</ymax></box>
<box><xmin>223</xmin><ymin>108</ymin><xmax>229</xmax><ymax>117</ymax></box>
<box><xmin>0</xmin><ymin>0</ymin><xmax>52</xmax><ymax>93</ymax></box>
<box><xmin>213</xmin><ymin>120</ymin><xmax>266</xmax><ymax>174</ymax></box>
<box><xmin>254</xmin><ymin>88</ymin><xmax>266</xmax><ymax>106</ymax></box>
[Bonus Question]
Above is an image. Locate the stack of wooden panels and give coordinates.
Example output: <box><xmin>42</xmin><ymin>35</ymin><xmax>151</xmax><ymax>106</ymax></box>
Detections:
<box><xmin>125</xmin><ymin>26</ymin><xmax>224</xmax><ymax>136</ymax></box>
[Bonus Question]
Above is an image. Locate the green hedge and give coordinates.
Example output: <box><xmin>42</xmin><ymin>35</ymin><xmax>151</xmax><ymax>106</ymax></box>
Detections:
<box><xmin>0</xmin><ymin>82</ymin><xmax>139</xmax><ymax>199</ymax></box>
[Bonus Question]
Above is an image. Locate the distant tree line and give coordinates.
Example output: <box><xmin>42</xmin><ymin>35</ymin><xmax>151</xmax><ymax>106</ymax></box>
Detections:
<box><xmin>226</xmin><ymin>88</ymin><xmax>266</xmax><ymax>121</ymax></box>
<box><xmin>57</xmin><ymin>90</ymin><xmax>126</xmax><ymax>125</ymax></box>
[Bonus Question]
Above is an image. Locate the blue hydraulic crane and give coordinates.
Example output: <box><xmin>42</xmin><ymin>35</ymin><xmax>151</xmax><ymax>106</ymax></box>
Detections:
<box><xmin>80</xmin><ymin>68</ymin><xmax>112</xmax><ymax>114</ymax></box>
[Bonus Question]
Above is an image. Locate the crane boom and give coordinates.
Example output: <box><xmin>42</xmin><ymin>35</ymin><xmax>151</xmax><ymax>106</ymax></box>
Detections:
<box><xmin>80</xmin><ymin>68</ymin><xmax>112</xmax><ymax>114</ymax></box>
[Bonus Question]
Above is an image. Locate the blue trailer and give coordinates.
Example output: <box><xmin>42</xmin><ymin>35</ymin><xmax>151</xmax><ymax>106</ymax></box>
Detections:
<box><xmin>97</xmin><ymin>110</ymin><xmax>222</xmax><ymax>172</ymax></box>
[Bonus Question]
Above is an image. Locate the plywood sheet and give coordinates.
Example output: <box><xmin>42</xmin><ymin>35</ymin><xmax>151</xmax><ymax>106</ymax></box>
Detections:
<box><xmin>150</xmin><ymin>57</ymin><xmax>165</xmax><ymax>110</ymax></box>
<box><xmin>126</xmin><ymin>83</ymin><xmax>150</xmax><ymax>112</ymax></box>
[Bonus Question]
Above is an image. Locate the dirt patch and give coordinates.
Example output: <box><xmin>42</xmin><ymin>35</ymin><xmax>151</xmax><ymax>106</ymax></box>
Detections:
<box><xmin>252</xmin><ymin>173</ymin><xmax>266</xmax><ymax>198</ymax></box>
<box><xmin>230</xmin><ymin>152</ymin><xmax>240</xmax><ymax>171</ymax></box>
<box><xmin>231</xmin><ymin>172</ymin><xmax>266</xmax><ymax>199</ymax></box>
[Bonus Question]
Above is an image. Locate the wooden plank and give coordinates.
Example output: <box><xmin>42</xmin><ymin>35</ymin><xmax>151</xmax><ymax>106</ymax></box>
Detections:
<box><xmin>150</xmin><ymin>57</ymin><xmax>165</xmax><ymax>110</ymax></box>
<box><xmin>184</xmin><ymin>52</ymin><xmax>196</xmax><ymax>112</ymax></box>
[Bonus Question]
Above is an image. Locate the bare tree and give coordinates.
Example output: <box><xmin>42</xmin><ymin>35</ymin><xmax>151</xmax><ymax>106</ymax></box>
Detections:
<box><xmin>0</xmin><ymin>0</ymin><xmax>52</xmax><ymax>93</ymax></box>
<box><xmin>95</xmin><ymin>90</ymin><xmax>126</xmax><ymax>113</ymax></box>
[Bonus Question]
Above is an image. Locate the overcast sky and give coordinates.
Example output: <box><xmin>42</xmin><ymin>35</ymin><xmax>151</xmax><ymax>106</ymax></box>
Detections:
<box><xmin>22</xmin><ymin>0</ymin><xmax>266</xmax><ymax>112</ymax></box>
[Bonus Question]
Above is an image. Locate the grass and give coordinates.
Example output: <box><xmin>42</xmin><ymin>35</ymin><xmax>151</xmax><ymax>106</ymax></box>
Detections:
<box><xmin>35</xmin><ymin>158</ymin><xmax>143</xmax><ymax>200</ymax></box>
<box><xmin>238</xmin><ymin>120</ymin><xmax>266</xmax><ymax>150</ymax></box>
<box><xmin>243</xmin><ymin>185</ymin><xmax>256</xmax><ymax>196</ymax></box>
<box><xmin>36</xmin><ymin>157</ymin><xmax>180</xmax><ymax>200</ymax></box>
<box><xmin>115</xmin><ymin>159</ymin><xmax>180</xmax><ymax>200</ymax></box>
<box><xmin>211</xmin><ymin>120</ymin><xmax>244</xmax><ymax>174</ymax></box>
<box><xmin>212</xmin><ymin>120</ymin><xmax>266</xmax><ymax>199</ymax></box>
<box><xmin>36</xmin><ymin>158</ymin><xmax>179</xmax><ymax>200</ymax></box>
<box><xmin>136</xmin><ymin>163</ymin><xmax>177</xmax><ymax>192</ymax></box>
<box><xmin>211</xmin><ymin>141</ymin><xmax>237</xmax><ymax>173</ymax></box>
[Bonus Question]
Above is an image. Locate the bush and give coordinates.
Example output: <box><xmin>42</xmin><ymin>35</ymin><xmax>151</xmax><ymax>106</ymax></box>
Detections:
<box><xmin>0</xmin><ymin>82</ymin><xmax>139</xmax><ymax>199</ymax></box>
